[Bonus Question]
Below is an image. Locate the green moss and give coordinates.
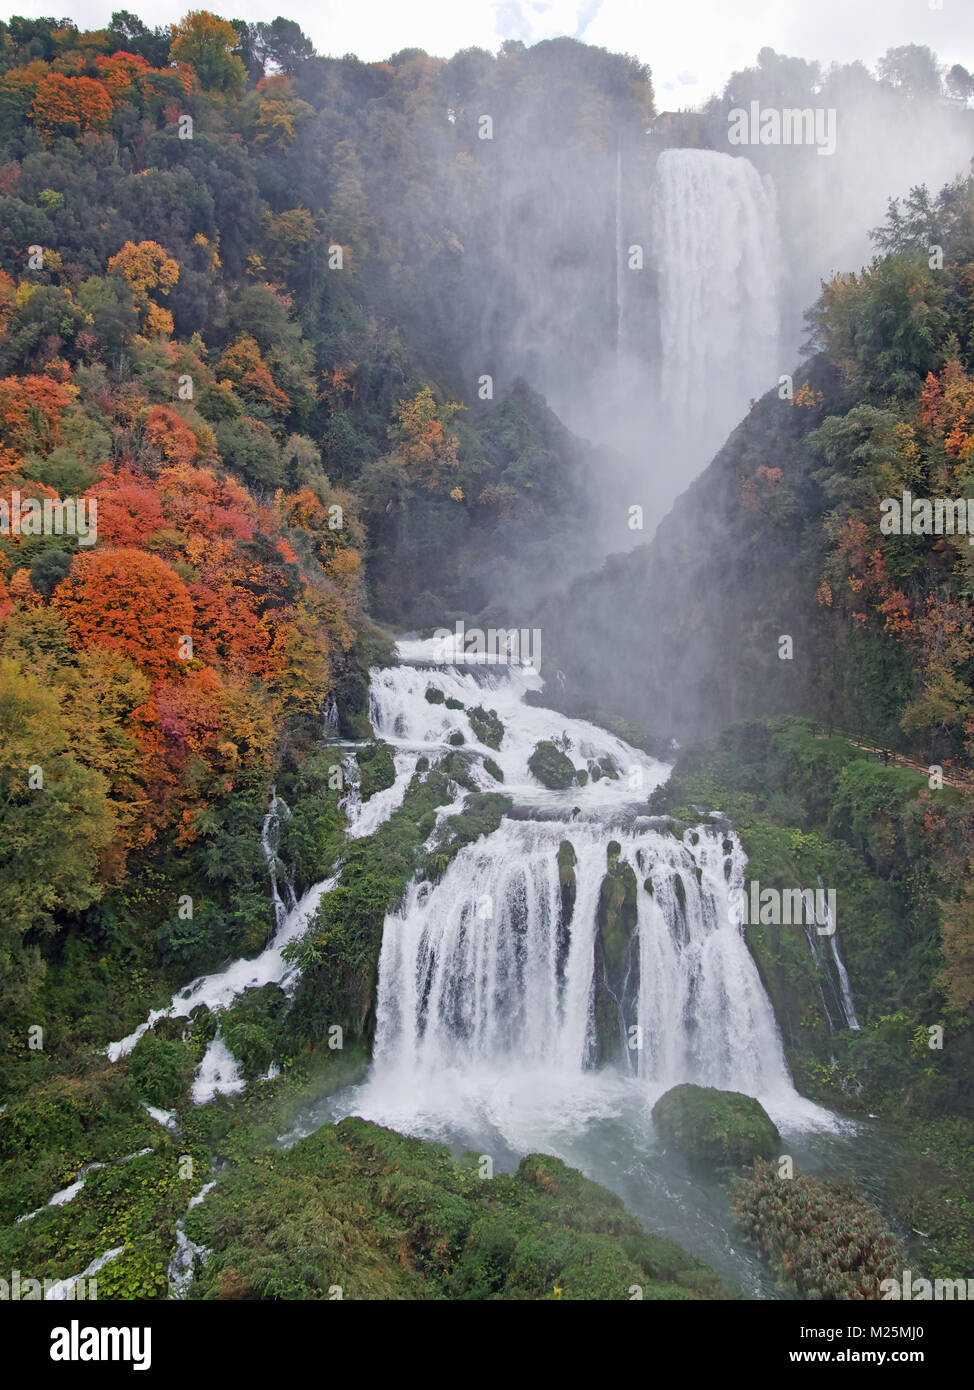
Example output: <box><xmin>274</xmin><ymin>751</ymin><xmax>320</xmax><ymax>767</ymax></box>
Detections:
<box><xmin>425</xmin><ymin>686</ymin><xmax>445</xmax><ymax>705</ymax></box>
<box><xmin>356</xmin><ymin>740</ymin><xmax>397</xmax><ymax>802</ymax></box>
<box><xmin>448</xmin><ymin>730</ymin><xmax>466</xmax><ymax>746</ymax></box>
<box><xmin>527</xmin><ymin>740</ymin><xmax>575</xmax><ymax>790</ymax></box>
<box><xmin>593</xmin><ymin>848</ymin><xmax>639</xmax><ymax>1064</ymax></box>
<box><xmin>557</xmin><ymin>840</ymin><xmax>577</xmax><ymax>926</ymax></box>
<box><xmin>468</xmin><ymin>705</ymin><xmax>504</xmax><ymax>750</ymax></box>
<box><xmin>445</xmin><ymin>697</ymin><xmax>464</xmax><ymax>711</ymax></box>
<box><xmin>652</xmin><ymin>1084</ymin><xmax>781</xmax><ymax>1170</ymax></box>
<box><xmin>286</xmin><ymin>775</ymin><xmax>509</xmax><ymax>1048</ymax></box>
<box><xmin>181</xmin><ymin>1117</ymin><xmax>723</xmax><ymax>1301</ymax></box>
<box><xmin>483</xmin><ymin>756</ymin><xmax>504</xmax><ymax>782</ymax></box>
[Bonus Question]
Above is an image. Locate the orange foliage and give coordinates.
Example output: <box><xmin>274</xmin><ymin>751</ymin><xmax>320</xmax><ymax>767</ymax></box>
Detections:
<box><xmin>217</xmin><ymin>333</ymin><xmax>290</xmax><ymax>415</ymax></box>
<box><xmin>30</xmin><ymin>72</ymin><xmax>114</xmax><ymax>138</ymax></box>
<box><xmin>53</xmin><ymin>548</ymin><xmax>195</xmax><ymax>680</ymax></box>
<box><xmin>134</xmin><ymin>665</ymin><xmax>272</xmax><ymax>843</ymax></box>
<box><xmin>390</xmin><ymin>385</ymin><xmax>462</xmax><ymax>492</ymax></box>
<box><xmin>142</xmin><ymin>406</ymin><xmax>198</xmax><ymax>466</ymax></box>
<box><xmin>156</xmin><ymin>462</ymin><xmax>256</xmax><ymax>539</ymax></box>
<box><xmin>92</xmin><ymin>480</ymin><xmax>166</xmax><ymax>545</ymax></box>
<box><xmin>0</xmin><ymin>374</ymin><xmax>77</xmax><ymax>453</ymax></box>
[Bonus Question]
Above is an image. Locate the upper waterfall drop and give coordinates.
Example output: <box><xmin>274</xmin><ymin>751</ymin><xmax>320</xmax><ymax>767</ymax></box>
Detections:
<box><xmin>653</xmin><ymin>148</ymin><xmax>782</xmax><ymax>448</ymax></box>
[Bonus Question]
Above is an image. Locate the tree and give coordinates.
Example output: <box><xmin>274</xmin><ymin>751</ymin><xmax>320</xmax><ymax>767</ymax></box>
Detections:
<box><xmin>53</xmin><ymin>548</ymin><xmax>195</xmax><ymax>680</ymax></box>
<box><xmin>946</xmin><ymin>64</ymin><xmax>974</xmax><ymax>103</ymax></box>
<box><xmin>877</xmin><ymin>45</ymin><xmax>942</xmax><ymax>100</ymax></box>
<box><xmin>255</xmin><ymin>18</ymin><xmax>314</xmax><ymax>76</ymax></box>
<box><xmin>0</xmin><ymin>375</ymin><xmax>77</xmax><ymax>454</ymax></box>
<box><xmin>0</xmin><ymin>656</ymin><xmax>116</xmax><ymax>1014</ymax></box>
<box><xmin>169</xmin><ymin>11</ymin><xmax>247</xmax><ymax>94</ymax></box>
<box><xmin>217</xmin><ymin>332</ymin><xmax>290</xmax><ymax>416</ymax></box>
<box><xmin>941</xmin><ymin>879</ymin><xmax>974</xmax><ymax>1012</ymax></box>
<box><xmin>108</xmin><ymin>10</ymin><xmax>171</xmax><ymax>67</ymax></box>
<box><xmin>388</xmin><ymin>385</ymin><xmax>463</xmax><ymax>492</ymax></box>
<box><xmin>30</xmin><ymin>73</ymin><xmax>114</xmax><ymax>140</ymax></box>
<box><xmin>107</xmin><ymin>239</ymin><xmax>179</xmax><ymax>337</ymax></box>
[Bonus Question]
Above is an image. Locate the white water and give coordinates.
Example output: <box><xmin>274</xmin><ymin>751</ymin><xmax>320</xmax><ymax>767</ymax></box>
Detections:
<box><xmin>344</xmin><ymin>750</ymin><xmax>419</xmax><ymax>839</ymax></box>
<box><xmin>106</xmin><ymin>875</ymin><xmax>336</xmax><ymax>1070</ymax></box>
<box><xmin>653</xmin><ymin>149</ymin><xmax>781</xmax><ymax>453</ymax></box>
<box><xmin>370</xmin><ymin>640</ymin><xmax>666</xmax><ymax>811</ymax></box>
<box><xmin>338</xmin><ymin>642</ymin><xmax>839</xmax><ymax>1149</ymax></box>
<box><xmin>168</xmin><ymin>1181</ymin><xmax>216</xmax><ymax>1298</ymax></box>
<box><xmin>615</xmin><ymin>144</ymin><xmax>624</xmax><ymax>353</ymax></box>
<box><xmin>45</xmin><ymin>1246</ymin><xmax>125</xmax><ymax>1301</ymax></box>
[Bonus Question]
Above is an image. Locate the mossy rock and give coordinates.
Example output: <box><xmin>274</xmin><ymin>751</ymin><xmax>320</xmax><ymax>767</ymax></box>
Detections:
<box><xmin>527</xmin><ymin>740</ymin><xmax>575</xmax><ymax>790</ymax></box>
<box><xmin>468</xmin><ymin>705</ymin><xmax>504</xmax><ymax>750</ymax></box>
<box><xmin>425</xmin><ymin>687</ymin><xmax>445</xmax><ymax>705</ymax></box>
<box><xmin>483</xmin><ymin>757</ymin><xmax>504</xmax><ymax>782</ymax></box>
<box><xmin>357</xmin><ymin>740</ymin><xmax>396</xmax><ymax>802</ymax></box>
<box><xmin>652</xmin><ymin>1084</ymin><xmax>781</xmax><ymax>1169</ymax></box>
<box><xmin>593</xmin><ymin>847</ymin><xmax>639</xmax><ymax>1064</ymax></box>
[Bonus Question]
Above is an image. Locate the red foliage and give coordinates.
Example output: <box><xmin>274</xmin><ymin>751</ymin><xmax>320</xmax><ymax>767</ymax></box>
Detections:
<box><xmin>142</xmin><ymin>406</ymin><xmax>198</xmax><ymax>466</ymax></box>
<box><xmin>53</xmin><ymin>547</ymin><xmax>195</xmax><ymax>679</ymax></box>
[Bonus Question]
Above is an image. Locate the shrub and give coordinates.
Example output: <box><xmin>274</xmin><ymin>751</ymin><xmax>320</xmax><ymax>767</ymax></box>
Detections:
<box><xmin>731</xmin><ymin>1159</ymin><xmax>904</xmax><ymax>1299</ymax></box>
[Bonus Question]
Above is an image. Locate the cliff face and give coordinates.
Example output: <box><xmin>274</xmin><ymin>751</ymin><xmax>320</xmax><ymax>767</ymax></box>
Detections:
<box><xmin>542</xmin><ymin>355</ymin><xmax>842</xmax><ymax>746</ymax></box>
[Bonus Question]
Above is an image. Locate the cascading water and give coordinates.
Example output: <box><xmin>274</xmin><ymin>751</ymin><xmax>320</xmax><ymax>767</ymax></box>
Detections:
<box><xmin>371</xmin><ymin>817</ymin><xmax>794</xmax><ymax>1097</ymax></box>
<box><xmin>336</xmin><ymin>639</ymin><xmax>837</xmax><ymax>1151</ymax></box>
<box><xmin>615</xmin><ymin>143</ymin><xmax>624</xmax><ymax>354</ymax></box>
<box><xmin>653</xmin><ymin>148</ymin><xmax>781</xmax><ymax>451</ymax></box>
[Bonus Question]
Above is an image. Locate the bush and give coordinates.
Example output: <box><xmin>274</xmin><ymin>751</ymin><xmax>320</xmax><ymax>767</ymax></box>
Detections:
<box><xmin>731</xmin><ymin>1159</ymin><xmax>904</xmax><ymax>1299</ymax></box>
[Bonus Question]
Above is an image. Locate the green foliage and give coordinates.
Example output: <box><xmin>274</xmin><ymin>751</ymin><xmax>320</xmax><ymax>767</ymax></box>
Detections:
<box><xmin>468</xmin><ymin>705</ymin><xmax>504</xmax><ymax>749</ymax></box>
<box><xmin>286</xmin><ymin>773</ymin><xmax>507</xmax><ymax>1045</ymax></box>
<box><xmin>127</xmin><ymin>1030</ymin><xmax>196</xmax><ymax>1109</ymax></box>
<box><xmin>183</xmin><ymin>1117</ymin><xmax>722</xmax><ymax>1301</ymax></box>
<box><xmin>528</xmin><ymin>739</ymin><xmax>575</xmax><ymax>789</ymax></box>
<box><xmin>355</xmin><ymin>740</ymin><xmax>396</xmax><ymax>803</ymax></box>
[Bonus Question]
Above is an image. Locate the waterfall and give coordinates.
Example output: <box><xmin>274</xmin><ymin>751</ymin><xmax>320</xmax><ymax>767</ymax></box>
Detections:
<box><xmin>261</xmin><ymin>789</ymin><xmax>296</xmax><ymax>929</ymax></box>
<box><xmin>615</xmin><ymin>143</ymin><xmax>624</xmax><ymax>353</ymax></box>
<box><xmin>346</xmin><ymin>638</ymin><xmax>836</xmax><ymax>1137</ymax></box>
<box><xmin>653</xmin><ymin>148</ymin><xmax>781</xmax><ymax>448</ymax></box>
<box><xmin>372</xmin><ymin>817</ymin><xmax>792</xmax><ymax>1100</ymax></box>
<box><xmin>801</xmin><ymin>889</ymin><xmax>860</xmax><ymax>1035</ymax></box>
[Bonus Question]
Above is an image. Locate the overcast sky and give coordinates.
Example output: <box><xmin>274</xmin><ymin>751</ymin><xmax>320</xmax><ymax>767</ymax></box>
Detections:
<box><xmin>2</xmin><ymin>0</ymin><xmax>973</xmax><ymax>107</ymax></box>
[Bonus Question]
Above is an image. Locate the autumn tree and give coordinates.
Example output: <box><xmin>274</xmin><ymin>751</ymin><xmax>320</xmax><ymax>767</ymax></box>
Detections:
<box><xmin>53</xmin><ymin>547</ymin><xmax>195</xmax><ymax>679</ymax></box>
<box><xmin>0</xmin><ymin>374</ymin><xmax>77</xmax><ymax>455</ymax></box>
<box><xmin>30</xmin><ymin>72</ymin><xmax>114</xmax><ymax>139</ymax></box>
<box><xmin>217</xmin><ymin>332</ymin><xmax>290</xmax><ymax>417</ymax></box>
<box><xmin>107</xmin><ymin>240</ymin><xmax>180</xmax><ymax>337</ymax></box>
<box><xmin>169</xmin><ymin>11</ymin><xmax>246</xmax><ymax>94</ymax></box>
<box><xmin>388</xmin><ymin>385</ymin><xmax>464</xmax><ymax>492</ymax></box>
